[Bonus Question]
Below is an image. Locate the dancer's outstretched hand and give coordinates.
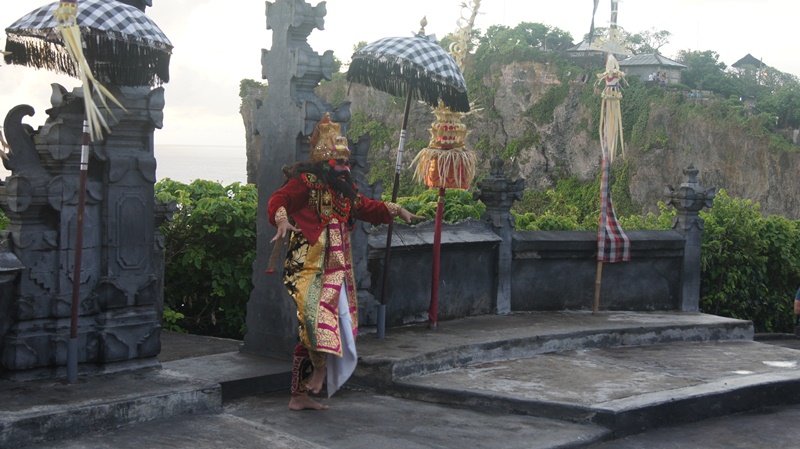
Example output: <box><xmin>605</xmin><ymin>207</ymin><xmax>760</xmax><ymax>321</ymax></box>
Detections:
<box><xmin>272</xmin><ymin>219</ymin><xmax>300</xmax><ymax>242</ymax></box>
<box><xmin>398</xmin><ymin>207</ymin><xmax>425</xmax><ymax>223</ymax></box>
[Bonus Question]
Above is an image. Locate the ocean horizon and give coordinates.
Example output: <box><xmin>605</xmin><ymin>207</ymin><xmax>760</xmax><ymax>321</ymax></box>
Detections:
<box><xmin>1</xmin><ymin>144</ymin><xmax>249</xmax><ymax>186</ymax></box>
<box><xmin>156</xmin><ymin>144</ymin><xmax>248</xmax><ymax>185</ymax></box>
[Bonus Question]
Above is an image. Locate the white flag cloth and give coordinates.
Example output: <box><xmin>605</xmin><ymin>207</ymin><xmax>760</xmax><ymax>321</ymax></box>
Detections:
<box><xmin>326</xmin><ymin>283</ymin><xmax>357</xmax><ymax>397</ymax></box>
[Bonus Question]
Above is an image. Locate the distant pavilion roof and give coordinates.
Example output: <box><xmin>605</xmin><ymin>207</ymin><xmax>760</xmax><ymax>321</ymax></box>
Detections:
<box><xmin>565</xmin><ymin>40</ymin><xmax>604</xmax><ymax>54</ymax></box>
<box><xmin>567</xmin><ymin>41</ymin><xmax>594</xmax><ymax>52</ymax></box>
<box><xmin>732</xmin><ymin>53</ymin><xmax>763</xmax><ymax>68</ymax></box>
<box><xmin>619</xmin><ymin>53</ymin><xmax>687</xmax><ymax>69</ymax></box>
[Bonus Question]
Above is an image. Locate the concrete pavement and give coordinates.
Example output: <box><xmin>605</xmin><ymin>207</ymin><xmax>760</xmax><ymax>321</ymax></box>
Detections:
<box><xmin>4</xmin><ymin>311</ymin><xmax>800</xmax><ymax>448</ymax></box>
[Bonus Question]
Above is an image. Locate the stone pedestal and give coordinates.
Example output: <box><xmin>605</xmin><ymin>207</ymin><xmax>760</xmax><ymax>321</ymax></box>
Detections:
<box><xmin>665</xmin><ymin>165</ymin><xmax>716</xmax><ymax>312</ymax></box>
<box><xmin>474</xmin><ymin>157</ymin><xmax>524</xmax><ymax>314</ymax></box>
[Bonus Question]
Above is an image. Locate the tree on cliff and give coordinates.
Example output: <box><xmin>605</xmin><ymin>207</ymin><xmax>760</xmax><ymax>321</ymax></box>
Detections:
<box><xmin>676</xmin><ymin>50</ymin><xmax>736</xmax><ymax>95</ymax></box>
<box><xmin>583</xmin><ymin>27</ymin><xmax>672</xmax><ymax>55</ymax></box>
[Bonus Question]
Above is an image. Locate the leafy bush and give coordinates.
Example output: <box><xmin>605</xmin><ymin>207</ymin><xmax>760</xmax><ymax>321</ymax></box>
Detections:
<box><xmin>618</xmin><ymin>201</ymin><xmax>675</xmax><ymax>230</ymax></box>
<box><xmin>699</xmin><ymin>190</ymin><xmax>800</xmax><ymax>333</ymax></box>
<box><xmin>162</xmin><ymin>306</ymin><xmax>187</xmax><ymax>333</ymax></box>
<box><xmin>513</xmin><ymin>210</ymin><xmax>583</xmax><ymax>231</ymax></box>
<box><xmin>526</xmin><ymin>83</ymin><xmax>570</xmax><ymax>125</ymax></box>
<box><xmin>398</xmin><ymin>188</ymin><xmax>486</xmax><ymax>223</ymax></box>
<box><xmin>0</xmin><ymin>209</ymin><xmax>7</xmax><ymax>231</ymax></box>
<box><xmin>155</xmin><ymin>179</ymin><xmax>258</xmax><ymax>339</ymax></box>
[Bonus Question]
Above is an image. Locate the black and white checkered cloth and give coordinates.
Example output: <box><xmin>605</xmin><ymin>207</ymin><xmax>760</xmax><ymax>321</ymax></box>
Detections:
<box><xmin>347</xmin><ymin>34</ymin><xmax>469</xmax><ymax>112</ymax></box>
<box><xmin>6</xmin><ymin>0</ymin><xmax>171</xmax><ymax>50</ymax></box>
<box><xmin>597</xmin><ymin>151</ymin><xmax>630</xmax><ymax>263</ymax></box>
<box><xmin>356</xmin><ymin>35</ymin><xmax>465</xmax><ymax>91</ymax></box>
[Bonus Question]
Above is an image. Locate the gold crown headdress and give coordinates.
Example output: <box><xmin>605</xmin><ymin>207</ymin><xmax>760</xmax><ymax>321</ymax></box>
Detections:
<box><xmin>309</xmin><ymin>113</ymin><xmax>351</xmax><ymax>163</ymax></box>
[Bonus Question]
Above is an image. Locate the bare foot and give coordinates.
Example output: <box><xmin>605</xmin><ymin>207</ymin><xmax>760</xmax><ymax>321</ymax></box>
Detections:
<box><xmin>306</xmin><ymin>366</ymin><xmax>326</xmax><ymax>394</ymax></box>
<box><xmin>289</xmin><ymin>394</ymin><xmax>329</xmax><ymax>411</ymax></box>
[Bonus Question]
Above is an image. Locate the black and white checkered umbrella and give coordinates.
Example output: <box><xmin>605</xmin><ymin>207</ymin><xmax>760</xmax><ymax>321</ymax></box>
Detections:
<box><xmin>347</xmin><ymin>33</ymin><xmax>469</xmax><ymax>113</ymax></box>
<box><xmin>346</xmin><ymin>31</ymin><xmax>470</xmax><ymax>339</ymax></box>
<box><xmin>4</xmin><ymin>0</ymin><xmax>172</xmax><ymax>86</ymax></box>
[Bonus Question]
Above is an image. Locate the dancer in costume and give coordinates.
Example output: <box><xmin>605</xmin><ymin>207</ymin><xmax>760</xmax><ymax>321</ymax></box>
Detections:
<box><xmin>268</xmin><ymin>113</ymin><xmax>422</xmax><ymax>411</ymax></box>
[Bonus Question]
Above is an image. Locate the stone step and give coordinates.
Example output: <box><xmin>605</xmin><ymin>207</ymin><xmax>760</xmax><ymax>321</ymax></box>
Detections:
<box><xmin>0</xmin><ymin>369</ymin><xmax>221</xmax><ymax>449</ymax></box>
<box><xmin>20</xmin><ymin>412</ymin><xmax>328</xmax><ymax>449</ymax></box>
<box><xmin>352</xmin><ymin>311</ymin><xmax>754</xmax><ymax>389</ymax></box>
<box><xmin>348</xmin><ymin>311</ymin><xmax>796</xmax><ymax>437</ymax></box>
<box><xmin>384</xmin><ymin>339</ymin><xmax>800</xmax><ymax>437</ymax></box>
<box><xmin>0</xmin><ymin>351</ymin><xmax>292</xmax><ymax>448</ymax></box>
<box><xmin>162</xmin><ymin>352</ymin><xmax>291</xmax><ymax>402</ymax></box>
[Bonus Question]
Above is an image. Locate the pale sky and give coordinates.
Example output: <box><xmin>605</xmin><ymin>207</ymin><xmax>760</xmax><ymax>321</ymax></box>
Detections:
<box><xmin>1</xmin><ymin>0</ymin><xmax>797</xmax><ymax>150</ymax></box>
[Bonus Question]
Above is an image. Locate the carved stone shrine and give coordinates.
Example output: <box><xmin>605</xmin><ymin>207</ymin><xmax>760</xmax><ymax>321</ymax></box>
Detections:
<box><xmin>0</xmin><ymin>84</ymin><xmax>171</xmax><ymax>380</ymax></box>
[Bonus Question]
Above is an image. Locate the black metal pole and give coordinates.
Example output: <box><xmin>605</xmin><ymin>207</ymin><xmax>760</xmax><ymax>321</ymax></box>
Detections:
<box><xmin>377</xmin><ymin>88</ymin><xmax>413</xmax><ymax>339</ymax></box>
<box><xmin>68</xmin><ymin>120</ymin><xmax>90</xmax><ymax>383</ymax></box>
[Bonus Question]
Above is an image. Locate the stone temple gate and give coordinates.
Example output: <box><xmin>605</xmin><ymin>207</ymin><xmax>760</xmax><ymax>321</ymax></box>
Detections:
<box><xmin>0</xmin><ymin>84</ymin><xmax>171</xmax><ymax>380</ymax></box>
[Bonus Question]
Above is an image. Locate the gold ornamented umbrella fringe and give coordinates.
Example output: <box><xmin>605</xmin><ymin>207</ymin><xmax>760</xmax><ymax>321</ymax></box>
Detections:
<box><xmin>411</xmin><ymin>147</ymin><xmax>477</xmax><ymax>190</ymax></box>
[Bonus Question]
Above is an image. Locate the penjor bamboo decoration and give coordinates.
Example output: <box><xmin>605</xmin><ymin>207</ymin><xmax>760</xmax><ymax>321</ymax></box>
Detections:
<box><xmin>54</xmin><ymin>0</ymin><xmax>123</xmax><ymax>383</ymax></box>
<box><xmin>589</xmin><ymin>0</ymin><xmax>632</xmax><ymax>314</ymax></box>
<box><xmin>0</xmin><ymin>127</ymin><xmax>10</xmax><ymax>160</ymax></box>
<box><xmin>55</xmin><ymin>0</ymin><xmax>125</xmax><ymax>141</ymax></box>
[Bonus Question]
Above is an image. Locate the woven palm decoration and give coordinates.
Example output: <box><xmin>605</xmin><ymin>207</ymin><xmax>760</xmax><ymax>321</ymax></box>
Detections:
<box><xmin>410</xmin><ymin>0</ymin><xmax>479</xmax><ymax>190</ymax></box>
<box><xmin>411</xmin><ymin>101</ymin><xmax>476</xmax><ymax>189</ymax></box>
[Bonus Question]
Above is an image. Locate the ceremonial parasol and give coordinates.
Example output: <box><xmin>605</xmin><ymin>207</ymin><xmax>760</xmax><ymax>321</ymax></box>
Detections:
<box><xmin>410</xmin><ymin>1</ymin><xmax>480</xmax><ymax>330</ymax></box>
<box><xmin>4</xmin><ymin>0</ymin><xmax>172</xmax><ymax>382</ymax></box>
<box><xmin>589</xmin><ymin>0</ymin><xmax>631</xmax><ymax>313</ymax></box>
<box><xmin>347</xmin><ymin>18</ymin><xmax>469</xmax><ymax>338</ymax></box>
<box><xmin>5</xmin><ymin>0</ymin><xmax>171</xmax><ymax>88</ymax></box>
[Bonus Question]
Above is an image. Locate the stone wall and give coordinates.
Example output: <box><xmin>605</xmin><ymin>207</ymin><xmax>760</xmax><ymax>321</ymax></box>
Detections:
<box><xmin>365</xmin><ymin>224</ymin><xmax>686</xmax><ymax>327</ymax></box>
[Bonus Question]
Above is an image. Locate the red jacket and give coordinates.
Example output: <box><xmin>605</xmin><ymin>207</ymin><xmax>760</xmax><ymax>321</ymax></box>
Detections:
<box><xmin>268</xmin><ymin>174</ymin><xmax>393</xmax><ymax>245</ymax></box>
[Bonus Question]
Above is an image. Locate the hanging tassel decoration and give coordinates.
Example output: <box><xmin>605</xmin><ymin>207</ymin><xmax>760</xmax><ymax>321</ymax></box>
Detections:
<box><xmin>55</xmin><ymin>1</ymin><xmax>125</xmax><ymax>142</ymax></box>
<box><xmin>411</xmin><ymin>102</ymin><xmax>477</xmax><ymax>189</ymax></box>
<box><xmin>596</xmin><ymin>54</ymin><xmax>627</xmax><ymax>163</ymax></box>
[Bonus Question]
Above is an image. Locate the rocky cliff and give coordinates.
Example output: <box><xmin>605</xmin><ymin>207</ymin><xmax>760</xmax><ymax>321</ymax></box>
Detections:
<box><xmin>243</xmin><ymin>60</ymin><xmax>800</xmax><ymax>220</ymax></box>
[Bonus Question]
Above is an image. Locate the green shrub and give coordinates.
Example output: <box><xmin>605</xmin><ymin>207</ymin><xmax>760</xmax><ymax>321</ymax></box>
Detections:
<box><xmin>162</xmin><ymin>306</ymin><xmax>187</xmax><ymax>333</ymax></box>
<box><xmin>0</xmin><ymin>209</ymin><xmax>7</xmax><ymax>231</ymax></box>
<box><xmin>155</xmin><ymin>179</ymin><xmax>258</xmax><ymax>339</ymax></box>
<box><xmin>699</xmin><ymin>190</ymin><xmax>800</xmax><ymax>333</ymax></box>
<box><xmin>526</xmin><ymin>83</ymin><xmax>570</xmax><ymax>125</ymax></box>
<box><xmin>398</xmin><ymin>188</ymin><xmax>486</xmax><ymax>223</ymax></box>
<box><xmin>513</xmin><ymin>210</ymin><xmax>583</xmax><ymax>231</ymax></box>
<box><xmin>618</xmin><ymin>201</ymin><xmax>675</xmax><ymax>230</ymax></box>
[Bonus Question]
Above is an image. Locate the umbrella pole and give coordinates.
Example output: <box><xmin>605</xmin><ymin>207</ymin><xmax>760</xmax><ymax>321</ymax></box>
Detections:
<box><xmin>67</xmin><ymin>120</ymin><xmax>90</xmax><ymax>383</ymax></box>
<box><xmin>377</xmin><ymin>89</ymin><xmax>413</xmax><ymax>340</ymax></box>
<box><xmin>429</xmin><ymin>187</ymin><xmax>445</xmax><ymax>330</ymax></box>
<box><xmin>593</xmin><ymin>260</ymin><xmax>603</xmax><ymax>315</ymax></box>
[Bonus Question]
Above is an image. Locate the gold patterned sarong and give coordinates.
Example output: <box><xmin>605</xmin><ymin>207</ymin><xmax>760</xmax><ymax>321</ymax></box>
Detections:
<box><xmin>283</xmin><ymin>220</ymin><xmax>358</xmax><ymax>357</ymax></box>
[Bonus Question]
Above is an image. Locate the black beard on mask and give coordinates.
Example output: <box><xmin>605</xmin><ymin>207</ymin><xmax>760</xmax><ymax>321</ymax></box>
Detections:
<box><xmin>325</xmin><ymin>168</ymin><xmax>357</xmax><ymax>201</ymax></box>
<box><xmin>281</xmin><ymin>160</ymin><xmax>358</xmax><ymax>201</ymax></box>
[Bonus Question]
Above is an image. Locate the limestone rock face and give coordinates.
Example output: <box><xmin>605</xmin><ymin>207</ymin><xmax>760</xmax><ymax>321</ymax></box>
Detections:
<box><xmin>243</xmin><ymin>60</ymin><xmax>800</xmax><ymax>220</ymax></box>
